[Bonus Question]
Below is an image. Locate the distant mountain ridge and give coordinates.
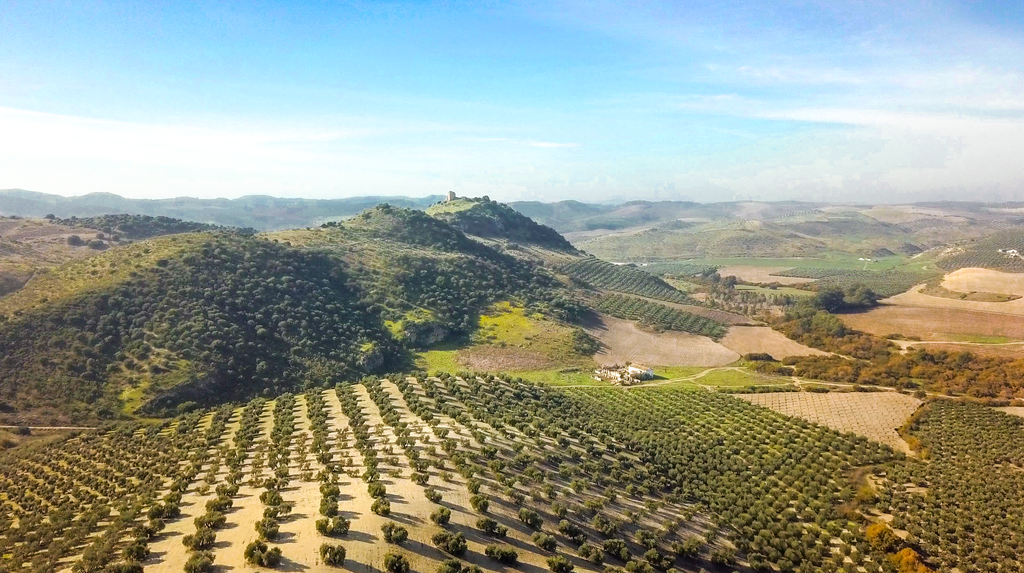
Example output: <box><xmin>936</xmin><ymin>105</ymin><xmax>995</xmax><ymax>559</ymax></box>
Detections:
<box><xmin>0</xmin><ymin>189</ymin><xmax>444</xmax><ymax>230</ymax></box>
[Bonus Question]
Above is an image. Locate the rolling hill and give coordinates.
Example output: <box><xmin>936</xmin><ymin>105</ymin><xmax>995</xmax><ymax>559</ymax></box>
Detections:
<box><xmin>427</xmin><ymin>197</ymin><xmax>576</xmax><ymax>252</ymax></box>
<box><xmin>0</xmin><ymin>189</ymin><xmax>444</xmax><ymax>230</ymax></box>
<box><xmin>0</xmin><ymin>205</ymin><xmax>584</xmax><ymax>425</ymax></box>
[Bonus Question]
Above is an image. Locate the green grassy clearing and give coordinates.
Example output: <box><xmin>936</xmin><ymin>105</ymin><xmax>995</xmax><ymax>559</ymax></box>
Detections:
<box><xmin>652</xmin><ymin>366</ymin><xmax>712</xmax><ymax>380</ymax></box>
<box><xmin>416</xmin><ymin>350</ymin><xmax>463</xmax><ymax>375</ymax></box>
<box><xmin>693</xmin><ymin>368</ymin><xmax>794</xmax><ymax>388</ymax></box>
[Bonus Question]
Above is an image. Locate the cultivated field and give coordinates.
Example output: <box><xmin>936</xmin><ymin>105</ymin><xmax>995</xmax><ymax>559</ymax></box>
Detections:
<box><xmin>584</xmin><ymin>314</ymin><xmax>739</xmax><ymax>367</ymax></box>
<box><xmin>715</xmin><ymin>265</ymin><xmax>814</xmax><ymax>285</ymax></box>
<box><xmin>940</xmin><ymin>267</ymin><xmax>1024</xmax><ymax>297</ymax></box>
<box><xmin>3</xmin><ymin>378</ymin><xmax>746</xmax><ymax>573</ymax></box>
<box><xmin>841</xmin><ymin>305</ymin><xmax>1024</xmax><ymax>341</ymax></box>
<box><xmin>889</xmin><ymin>283</ymin><xmax>1024</xmax><ymax>316</ymax></box>
<box><xmin>736</xmin><ymin>391</ymin><xmax>922</xmax><ymax>454</ymax></box>
<box><xmin>15</xmin><ymin>374</ymin><xmax>1015</xmax><ymax>573</ymax></box>
<box><xmin>719</xmin><ymin>326</ymin><xmax>828</xmax><ymax>359</ymax></box>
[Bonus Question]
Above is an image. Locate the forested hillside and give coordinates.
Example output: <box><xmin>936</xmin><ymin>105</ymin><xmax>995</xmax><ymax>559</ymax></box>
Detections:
<box><xmin>53</xmin><ymin>213</ymin><xmax>252</xmax><ymax>240</ymax></box>
<box><xmin>0</xmin><ymin>205</ymin><xmax>583</xmax><ymax>424</ymax></box>
<box><xmin>279</xmin><ymin>205</ymin><xmax>583</xmax><ymax>346</ymax></box>
<box><xmin>0</xmin><ymin>234</ymin><xmax>398</xmax><ymax>423</ymax></box>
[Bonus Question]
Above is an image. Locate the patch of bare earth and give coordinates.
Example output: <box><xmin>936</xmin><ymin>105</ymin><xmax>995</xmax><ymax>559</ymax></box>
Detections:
<box><xmin>997</xmin><ymin>407</ymin><xmax>1024</xmax><ymax>419</ymax></box>
<box><xmin>0</xmin><ymin>219</ymin><xmax>105</xmax><ymax>295</ymax></box>
<box><xmin>737</xmin><ymin>392</ymin><xmax>922</xmax><ymax>454</ymax></box>
<box><xmin>719</xmin><ymin>326</ymin><xmax>828</xmax><ymax>359</ymax></box>
<box><xmin>716</xmin><ymin>265</ymin><xmax>815</xmax><ymax>285</ymax></box>
<box><xmin>456</xmin><ymin>346</ymin><xmax>558</xmax><ymax>371</ymax></box>
<box><xmin>941</xmin><ymin>267</ymin><xmax>1024</xmax><ymax>297</ymax></box>
<box><xmin>584</xmin><ymin>313</ymin><xmax>739</xmax><ymax>367</ymax></box>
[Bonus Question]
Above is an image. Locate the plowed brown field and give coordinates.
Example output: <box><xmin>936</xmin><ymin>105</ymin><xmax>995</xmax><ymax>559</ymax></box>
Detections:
<box><xmin>719</xmin><ymin>326</ymin><xmax>828</xmax><ymax>359</ymax></box>
<box><xmin>737</xmin><ymin>391</ymin><xmax>922</xmax><ymax>454</ymax></box>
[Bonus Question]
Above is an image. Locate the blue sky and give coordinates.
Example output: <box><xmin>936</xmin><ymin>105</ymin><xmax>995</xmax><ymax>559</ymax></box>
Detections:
<box><xmin>1</xmin><ymin>1</ymin><xmax>1022</xmax><ymax>203</ymax></box>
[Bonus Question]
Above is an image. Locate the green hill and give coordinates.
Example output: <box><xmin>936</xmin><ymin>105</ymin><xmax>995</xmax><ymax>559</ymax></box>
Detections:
<box><xmin>427</xmin><ymin>197</ymin><xmax>576</xmax><ymax>252</ymax></box>
<box><xmin>278</xmin><ymin>204</ymin><xmax>583</xmax><ymax>345</ymax></box>
<box><xmin>0</xmin><ymin>189</ymin><xmax>444</xmax><ymax>230</ymax></box>
<box><xmin>53</xmin><ymin>213</ymin><xmax>252</xmax><ymax>240</ymax></box>
<box><xmin>0</xmin><ymin>205</ymin><xmax>583</xmax><ymax>424</ymax></box>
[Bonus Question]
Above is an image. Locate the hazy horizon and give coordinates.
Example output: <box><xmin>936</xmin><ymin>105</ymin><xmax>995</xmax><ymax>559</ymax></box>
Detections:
<box><xmin>2</xmin><ymin>1</ymin><xmax>1022</xmax><ymax>204</ymax></box>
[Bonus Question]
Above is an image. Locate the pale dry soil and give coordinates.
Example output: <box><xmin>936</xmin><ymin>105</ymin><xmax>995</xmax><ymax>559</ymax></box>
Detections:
<box><xmin>716</xmin><ymin>266</ymin><xmax>815</xmax><ymax>285</ymax></box>
<box><xmin>584</xmin><ymin>313</ymin><xmax>739</xmax><ymax>367</ymax></box>
<box><xmin>737</xmin><ymin>392</ymin><xmax>922</xmax><ymax>454</ymax></box>
<box><xmin>146</xmin><ymin>404</ymin><xmax>262</xmax><ymax>573</ymax></box>
<box><xmin>719</xmin><ymin>326</ymin><xmax>828</xmax><ymax>359</ymax></box>
<box><xmin>996</xmin><ymin>407</ymin><xmax>1024</xmax><ymax>419</ymax></box>
<box><xmin>941</xmin><ymin>268</ymin><xmax>1024</xmax><ymax>297</ymax></box>
<box><xmin>883</xmin><ymin>269</ymin><xmax>1024</xmax><ymax>317</ymax></box>
<box><xmin>842</xmin><ymin>305</ymin><xmax>1024</xmax><ymax>342</ymax></box>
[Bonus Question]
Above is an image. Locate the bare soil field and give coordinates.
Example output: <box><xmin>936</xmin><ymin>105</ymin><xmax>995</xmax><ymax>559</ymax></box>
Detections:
<box><xmin>584</xmin><ymin>314</ymin><xmax>739</xmax><ymax>367</ymax></box>
<box><xmin>842</xmin><ymin>304</ymin><xmax>1024</xmax><ymax>341</ymax></box>
<box><xmin>859</xmin><ymin>205</ymin><xmax>967</xmax><ymax>224</ymax></box>
<box><xmin>941</xmin><ymin>267</ymin><xmax>1024</xmax><ymax>297</ymax></box>
<box><xmin>715</xmin><ymin>265</ymin><xmax>815</xmax><ymax>285</ymax></box>
<box><xmin>719</xmin><ymin>326</ymin><xmax>828</xmax><ymax>359</ymax></box>
<box><xmin>736</xmin><ymin>391</ymin><xmax>922</xmax><ymax>454</ymax></box>
<box><xmin>888</xmin><ymin>283</ymin><xmax>1024</xmax><ymax>316</ymax></box>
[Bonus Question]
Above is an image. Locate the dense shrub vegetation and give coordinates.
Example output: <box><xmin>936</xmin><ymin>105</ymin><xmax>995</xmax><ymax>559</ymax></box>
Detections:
<box><xmin>0</xmin><ymin>234</ymin><xmax>396</xmax><ymax>420</ymax></box>
<box><xmin>55</xmin><ymin>214</ymin><xmax>249</xmax><ymax>241</ymax></box>
<box><xmin>776</xmin><ymin>306</ymin><xmax>1024</xmax><ymax>398</ymax></box>
<box><xmin>317</xmin><ymin>205</ymin><xmax>585</xmax><ymax>341</ymax></box>
<box><xmin>558</xmin><ymin>258</ymin><xmax>693</xmax><ymax>304</ymax></box>
<box><xmin>0</xmin><ymin>204</ymin><xmax>594</xmax><ymax>422</ymax></box>
<box><xmin>595</xmin><ymin>294</ymin><xmax>726</xmax><ymax>338</ymax></box>
<box><xmin>773</xmin><ymin>306</ymin><xmax>894</xmax><ymax>360</ymax></box>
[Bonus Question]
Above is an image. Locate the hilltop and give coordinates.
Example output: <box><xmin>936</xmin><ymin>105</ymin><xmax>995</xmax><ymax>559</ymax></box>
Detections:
<box><xmin>427</xmin><ymin>197</ymin><xmax>576</xmax><ymax>252</ymax></box>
